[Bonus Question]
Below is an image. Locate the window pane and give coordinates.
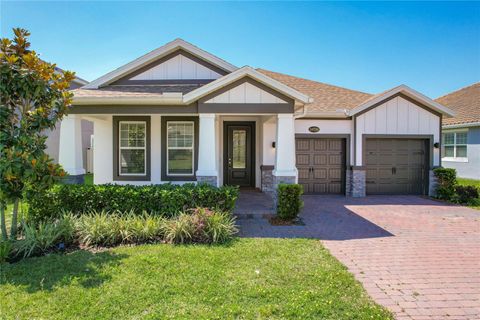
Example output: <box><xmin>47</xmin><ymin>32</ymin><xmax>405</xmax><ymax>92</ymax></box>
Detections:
<box><xmin>456</xmin><ymin>132</ymin><xmax>467</xmax><ymax>145</ymax></box>
<box><xmin>120</xmin><ymin>122</ymin><xmax>146</xmax><ymax>147</ymax></box>
<box><xmin>444</xmin><ymin>146</ymin><xmax>454</xmax><ymax>157</ymax></box>
<box><xmin>456</xmin><ymin>146</ymin><xmax>467</xmax><ymax>157</ymax></box>
<box><xmin>168</xmin><ymin>122</ymin><xmax>194</xmax><ymax>148</ymax></box>
<box><xmin>120</xmin><ymin>150</ymin><xmax>145</xmax><ymax>174</ymax></box>
<box><xmin>232</xmin><ymin>130</ymin><xmax>246</xmax><ymax>169</ymax></box>
<box><xmin>443</xmin><ymin>133</ymin><xmax>454</xmax><ymax>145</ymax></box>
<box><xmin>168</xmin><ymin>149</ymin><xmax>193</xmax><ymax>175</ymax></box>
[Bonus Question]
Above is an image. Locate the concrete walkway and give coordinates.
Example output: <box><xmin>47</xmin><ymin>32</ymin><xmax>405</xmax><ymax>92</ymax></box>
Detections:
<box><xmin>237</xmin><ymin>195</ymin><xmax>480</xmax><ymax>320</ymax></box>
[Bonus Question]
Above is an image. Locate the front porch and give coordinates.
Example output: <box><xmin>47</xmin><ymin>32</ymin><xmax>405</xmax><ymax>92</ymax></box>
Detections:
<box><xmin>58</xmin><ymin>113</ymin><xmax>299</xmax><ymax>192</ymax></box>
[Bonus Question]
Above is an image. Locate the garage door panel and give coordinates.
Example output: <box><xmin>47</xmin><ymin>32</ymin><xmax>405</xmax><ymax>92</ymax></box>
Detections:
<box><xmin>366</xmin><ymin>138</ymin><xmax>427</xmax><ymax>195</ymax></box>
<box><xmin>298</xmin><ymin>168</ymin><xmax>310</xmax><ymax>180</ymax></box>
<box><xmin>314</xmin><ymin>154</ymin><xmax>327</xmax><ymax>165</ymax></box>
<box><xmin>296</xmin><ymin>154</ymin><xmax>309</xmax><ymax>166</ymax></box>
<box><xmin>296</xmin><ymin>138</ymin><xmax>346</xmax><ymax>194</ymax></box>
<box><xmin>313</xmin><ymin>140</ymin><xmax>327</xmax><ymax>151</ymax></box>
<box><xmin>314</xmin><ymin>168</ymin><xmax>327</xmax><ymax>179</ymax></box>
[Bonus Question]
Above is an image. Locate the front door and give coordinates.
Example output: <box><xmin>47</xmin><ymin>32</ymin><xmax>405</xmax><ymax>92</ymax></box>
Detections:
<box><xmin>224</xmin><ymin>122</ymin><xmax>255</xmax><ymax>187</ymax></box>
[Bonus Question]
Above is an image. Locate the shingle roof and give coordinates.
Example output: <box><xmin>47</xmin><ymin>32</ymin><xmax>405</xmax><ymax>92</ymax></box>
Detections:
<box><xmin>72</xmin><ymin>84</ymin><xmax>201</xmax><ymax>98</ymax></box>
<box><xmin>435</xmin><ymin>83</ymin><xmax>480</xmax><ymax>126</ymax></box>
<box><xmin>257</xmin><ymin>69</ymin><xmax>373</xmax><ymax>113</ymax></box>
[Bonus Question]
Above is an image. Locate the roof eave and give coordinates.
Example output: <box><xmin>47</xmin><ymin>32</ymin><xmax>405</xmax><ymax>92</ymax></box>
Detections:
<box><xmin>348</xmin><ymin>85</ymin><xmax>456</xmax><ymax>117</ymax></box>
<box><xmin>183</xmin><ymin>66</ymin><xmax>312</xmax><ymax>105</ymax></box>
<box><xmin>83</xmin><ymin>39</ymin><xmax>238</xmax><ymax>89</ymax></box>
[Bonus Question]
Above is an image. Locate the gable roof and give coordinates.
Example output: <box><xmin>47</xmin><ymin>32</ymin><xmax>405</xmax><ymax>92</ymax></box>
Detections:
<box><xmin>435</xmin><ymin>82</ymin><xmax>480</xmax><ymax>127</ymax></box>
<box><xmin>257</xmin><ymin>69</ymin><xmax>372</xmax><ymax>114</ymax></box>
<box><xmin>183</xmin><ymin>66</ymin><xmax>312</xmax><ymax>105</ymax></box>
<box><xmin>349</xmin><ymin>84</ymin><xmax>455</xmax><ymax>117</ymax></box>
<box><xmin>83</xmin><ymin>39</ymin><xmax>238</xmax><ymax>89</ymax></box>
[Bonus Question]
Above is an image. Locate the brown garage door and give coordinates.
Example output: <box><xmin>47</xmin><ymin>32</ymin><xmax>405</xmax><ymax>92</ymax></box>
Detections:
<box><xmin>296</xmin><ymin>138</ymin><xmax>346</xmax><ymax>194</ymax></box>
<box><xmin>365</xmin><ymin>138</ymin><xmax>428</xmax><ymax>195</ymax></box>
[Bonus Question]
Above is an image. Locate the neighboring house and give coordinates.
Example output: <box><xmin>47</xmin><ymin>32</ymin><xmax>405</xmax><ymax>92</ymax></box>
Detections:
<box><xmin>436</xmin><ymin>83</ymin><xmax>480</xmax><ymax>180</ymax></box>
<box><xmin>45</xmin><ymin>72</ymin><xmax>94</xmax><ymax>173</ymax></box>
<box><xmin>59</xmin><ymin>39</ymin><xmax>454</xmax><ymax>196</ymax></box>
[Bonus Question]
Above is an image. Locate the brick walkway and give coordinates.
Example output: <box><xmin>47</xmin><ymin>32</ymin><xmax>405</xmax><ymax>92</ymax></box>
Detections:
<box><xmin>238</xmin><ymin>195</ymin><xmax>480</xmax><ymax>319</ymax></box>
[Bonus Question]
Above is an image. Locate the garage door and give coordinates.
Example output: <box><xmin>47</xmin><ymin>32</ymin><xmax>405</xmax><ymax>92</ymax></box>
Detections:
<box><xmin>365</xmin><ymin>138</ymin><xmax>428</xmax><ymax>195</ymax></box>
<box><xmin>296</xmin><ymin>138</ymin><xmax>346</xmax><ymax>194</ymax></box>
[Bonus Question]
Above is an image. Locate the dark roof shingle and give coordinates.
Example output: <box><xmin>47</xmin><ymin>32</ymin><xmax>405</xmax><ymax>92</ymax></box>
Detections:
<box><xmin>436</xmin><ymin>83</ymin><xmax>480</xmax><ymax>126</ymax></box>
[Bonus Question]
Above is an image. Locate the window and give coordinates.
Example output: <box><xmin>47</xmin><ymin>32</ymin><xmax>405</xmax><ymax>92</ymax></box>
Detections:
<box><xmin>442</xmin><ymin>131</ymin><xmax>468</xmax><ymax>160</ymax></box>
<box><xmin>119</xmin><ymin>121</ymin><xmax>147</xmax><ymax>175</ymax></box>
<box><xmin>113</xmin><ymin>116</ymin><xmax>150</xmax><ymax>181</ymax></box>
<box><xmin>167</xmin><ymin>121</ymin><xmax>194</xmax><ymax>176</ymax></box>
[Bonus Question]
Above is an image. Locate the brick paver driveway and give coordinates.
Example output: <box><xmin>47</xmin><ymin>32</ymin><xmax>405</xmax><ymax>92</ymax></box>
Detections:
<box><xmin>238</xmin><ymin>195</ymin><xmax>480</xmax><ymax>320</ymax></box>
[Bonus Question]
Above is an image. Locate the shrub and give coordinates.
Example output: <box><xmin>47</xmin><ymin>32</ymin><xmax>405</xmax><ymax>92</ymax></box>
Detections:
<box><xmin>13</xmin><ymin>217</ymin><xmax>74</xmax><ymax>258</ymax></box>
<box><xmin>27</xmin><ymin>183</ymin><xmax>239</xmax><ymax>223</ymax></box>
<box><xmin>276</xmin><ymin>184</ymin><xmax>304</xmax><ymax>220</ymax></box>
<box><xmin>453</xmin><ymin>185</ymin><xmax>480</xmax><ymax>204</ymax></box>
<box><xmin>0</xmin><ymin>240</ymin><xmax>12</xmax><ymax>263</ymax></box>
<box><xmin>433</xmin><ymin>168</ymin><xmax>457</xmax><ymax>200</ymax></box>
<box><xmin>163</xmin><ymin>208</ymin><xmax>237</xmax><ymax>244</ymax></box>
<box><xmin>74</xmin><ymin>211</ymin><xmax>165</xmax><ymax>247</ymax></box>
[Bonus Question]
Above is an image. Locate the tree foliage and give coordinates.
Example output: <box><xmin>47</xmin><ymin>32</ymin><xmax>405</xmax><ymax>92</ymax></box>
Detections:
<box><xmin>0</xmin><ymin>28</ymin><xmax>75</xmax><ymax>239</ymax></box>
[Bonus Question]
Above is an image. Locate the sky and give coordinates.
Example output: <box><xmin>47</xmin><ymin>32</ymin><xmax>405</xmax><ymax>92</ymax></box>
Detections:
<box><xmin>1</xmin><ymin>1</ymin><xmax>479</xmax><ymax>97</ymax></box>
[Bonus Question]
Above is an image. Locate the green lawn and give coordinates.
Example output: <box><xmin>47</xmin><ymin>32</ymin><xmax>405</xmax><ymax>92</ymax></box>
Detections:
<box><xmin>0</xmin><ymin>239</ymin><xmax>392</xmax><ymax>319</ymax></box>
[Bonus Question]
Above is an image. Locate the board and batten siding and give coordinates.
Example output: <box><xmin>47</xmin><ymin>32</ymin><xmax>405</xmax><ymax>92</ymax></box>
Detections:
<box><xmin>354</xmin><ymin>96</ymin><xmax>440</xmax><ymax>166</ymax></box>
<box><xmin>131</xmin><ymin>54</ymin><xmax>222</xmax><ymax>81</ymax></box>
<box><xmin>205</xmin><ymin>82</ymin><xmax>288</xmax><ymax>104</ymax></box>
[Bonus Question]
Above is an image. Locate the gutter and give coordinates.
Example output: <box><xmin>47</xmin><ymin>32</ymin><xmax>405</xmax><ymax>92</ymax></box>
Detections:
<box><xmin>443</xmin><ymin>122</ymin><xmax>480</xmax><ymax>129</ymax></box>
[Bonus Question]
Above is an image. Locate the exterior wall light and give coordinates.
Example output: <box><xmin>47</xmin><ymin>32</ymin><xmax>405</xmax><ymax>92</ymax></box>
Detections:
<box><xmin>434</xmin><ymin>142</ymin><xmax>440</xmax><ymax>149</ymax></box>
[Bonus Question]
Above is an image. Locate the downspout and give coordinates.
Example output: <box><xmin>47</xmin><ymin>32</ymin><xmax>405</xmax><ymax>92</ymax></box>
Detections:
<box><xmin>294</xmin><ymin>105</ymin><xmax>307</xmax><ymax>119</ymax></box>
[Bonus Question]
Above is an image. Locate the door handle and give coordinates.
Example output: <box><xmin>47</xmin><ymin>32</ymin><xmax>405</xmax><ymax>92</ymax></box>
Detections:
<box><xmin>228</xmin><ymin>158</ymin><xmax>232</xmax><ymax>168</ymax></box>
<box><xmin>392</xmin><ymin>167</ymin><xmax>396</xmax><ymax>175</ymax></box>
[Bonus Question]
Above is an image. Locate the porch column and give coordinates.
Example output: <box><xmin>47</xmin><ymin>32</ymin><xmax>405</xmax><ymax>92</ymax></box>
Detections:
<box><xmin>196</xmin><ymin>113</ymin><xmax>218</xmax><ymax>186</ymax></box>
<box><xmin>59</xmin><ymin>114</ymin><xmax>85</xmax><ymax>184</ymax></box>
<box><xmin>272</xmin><ymin>113</ymin><xmax>297</xmax><ymax>187</ymax></box>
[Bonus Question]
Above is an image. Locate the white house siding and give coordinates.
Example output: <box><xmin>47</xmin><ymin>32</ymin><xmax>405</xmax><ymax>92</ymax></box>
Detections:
<box><xmin>354</xmin><ymin>96</ymin><xmax>441</xmax><ymax>166</ymax></box>
<box><xmin>205</xmin><ymin>82</ymin><xmax>288</xmax><ymax>104</ymax></box>
<box><xmin>130</xmin><ymin>54</ymin><xmax>222</xmax><ymax>80</ymax></box>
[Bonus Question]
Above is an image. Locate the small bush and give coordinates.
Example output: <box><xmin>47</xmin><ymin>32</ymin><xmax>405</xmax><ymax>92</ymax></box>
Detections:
<box><xmin>74</xmin><ymin>211</ymin><xmax>165</xmax><ymax>247</ymax></box>
<box><xmin>433</xmin><ymin>168</ymin><xmax>457</xmax><ymax>200</ymax></box>
<box><xmin>276</xmin><ymin>184</ymin><xmax>304</xmax><ymax>220</ymax></box>
<box><xmin>27</xmin><ymin>183</ymin><xmax>239</xmax><ymax>223</ymax></box>
<box><xmin>453</xmin><ymin>185</ymin><xmax>480</xmax><ymax>204</ymax></box>
<box><xmin>163</xmin><ymin>208</ymin><xmax>237</xmax><ymax>244</ymax></box>
<box><xmin>0</xmin><ymin>241</ymin><xmax>13</xmax><ymax>263</ymax></box>
<box><xmin>14</xmin><ymin>217</ymin><xmax>74</xmax><ymax>258</ymax></box>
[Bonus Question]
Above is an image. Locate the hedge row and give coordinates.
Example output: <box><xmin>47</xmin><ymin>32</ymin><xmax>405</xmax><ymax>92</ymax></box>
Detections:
<box><xmin>27</xmin><ymin>183</ymin><xmax>239</xmax><ymax>223</ymax></box>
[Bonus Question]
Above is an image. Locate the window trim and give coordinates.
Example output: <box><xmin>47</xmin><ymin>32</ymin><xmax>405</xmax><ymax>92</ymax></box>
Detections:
<box><xmin>161</xmin><ymin>116</ymin><xmax>199</xmax><ymax>181</ymax></box>
<box><xmin>118</xmin><ymin>121</ymin><xmax>147</xmax><ymax>176</ymax></box>
<box><xmin>113</xmin><ymin>116</ymin><xmax>151</xmax><ymax>181</ymax></box>
<box><xmin>166</xmin><ymin>121</ymin><xmax>195</xmax><ymax>177</ymax></box>
<box><xmin>442</xmin><ymin>130</ymin><xmax>468</xmax><ymax>162</ymax></box>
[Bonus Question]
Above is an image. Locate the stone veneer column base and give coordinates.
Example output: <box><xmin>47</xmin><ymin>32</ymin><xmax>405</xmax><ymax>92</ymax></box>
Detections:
<box><xmin>351</xmin><ymin>169</ymin><xmax>366</xmax><ymax>197</ymax></box>
<box><xmin>428</xmin><ymin>170</ymin><xmax>438</xmax><ymax>197</ymax></box>
<box><xmin>196</xmin><ymin>176</ymin><xmax>218</xmax><ymax>187</ymax></box>
<box><xmin>260</xmin><ymin>165</ymin><xmax>274</xmax><ymax>194</ymax></box>
<box><xmin>61</xmin><ymin>174</ymin><xmax>85</xmax><ymax>185</ymax></box>
<box><xmin>271</xmin><ymin>175</ymin><xmax>297</xmax><ymax>208</ymax></box>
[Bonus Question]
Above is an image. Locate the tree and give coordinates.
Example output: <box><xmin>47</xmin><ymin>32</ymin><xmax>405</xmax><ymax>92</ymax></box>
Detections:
<box><xmin>0</xmin><ymin>28</ymin><xmax>74</xmax><ymax>240</ymax></box>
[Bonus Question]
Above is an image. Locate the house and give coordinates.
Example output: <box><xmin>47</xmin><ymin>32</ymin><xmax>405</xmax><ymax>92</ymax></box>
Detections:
<box><xmin>44</xmin><ymin>72</ymin><xmax>94</xmax><ymax>174</ymax></box>
<box><xmin>59</xmin><ymin>39</ymin><xmax>455</xmax><ymax>196</ymax></box>
<box><xmin>436</xmin><ymin>83</ymin><xmax>480</xmax><ymax>180</ymax></box>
